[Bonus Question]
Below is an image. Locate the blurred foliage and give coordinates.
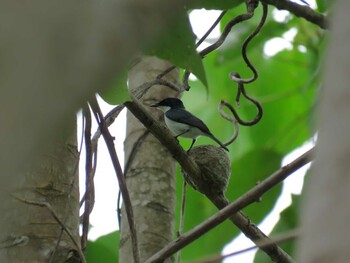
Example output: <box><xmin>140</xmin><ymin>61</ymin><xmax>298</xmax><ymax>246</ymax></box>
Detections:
<box><xmin>144</xmin><ymin>10</ymin><xmax>208</xmax><ymax>87</ymax></box>
<box><xmin>316</xmin><ymin>0</ymin><xmax>332</xmax><ymax>13</ymax></box>
<box><xmin>186</xmin><ymin>0</ymin><xmax>243</xmax><ymax>10</ymax></box>
<box><xmin>86</xmin><ymin>231</ymin><xmax>119</xmax><ymax>263</ymax></box>
<box><xmin>90</xmin><ymin>1</ymin><xmax>327</xmax><ymax>262</ymax></box>
<box><xmin>98</xmin><ymin>70</ymin><xmax>129</xmax><ymax>105</ymax></box>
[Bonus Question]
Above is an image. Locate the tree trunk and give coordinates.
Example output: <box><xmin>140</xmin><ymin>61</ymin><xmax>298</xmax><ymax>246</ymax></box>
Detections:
<box><xmin>119</xmin><ymin>57</ymin><xmax>179</xmax><ymax>262</ymax></box>
<box><xmin>0</xmin><ymin>118</ymin><xmax>81</xmax><ymax>262</ymax></box>
<box><xmin>297</xmin><ymin>1</ymin><xmax>350</xmax><ymax>262</ymax></box>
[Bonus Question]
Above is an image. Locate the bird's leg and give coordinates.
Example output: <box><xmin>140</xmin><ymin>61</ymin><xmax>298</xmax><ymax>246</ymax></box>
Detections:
<box><xmin>175</xmin><ymin>129</ymin><xmax>190</xmax><ymax>139</ymax></box>
<box><xmin>187</xmin><ymin>139</ymin><xmax>196</xmax><ymax>153</ymax></box>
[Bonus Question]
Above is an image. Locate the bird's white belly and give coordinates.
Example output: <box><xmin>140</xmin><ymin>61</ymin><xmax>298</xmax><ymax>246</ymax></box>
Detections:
<box><xmin>165</xmin><ymin>117</ymin><xmax>203</xmax><ymax>139</ymax></box>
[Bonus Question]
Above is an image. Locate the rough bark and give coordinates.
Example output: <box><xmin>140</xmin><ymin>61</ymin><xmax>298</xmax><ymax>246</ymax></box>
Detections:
<box><xmin>119</xmin><ymin>57</ymin><xmax>179</xmax><ymax>262</ymax></box>
<box><xmin>297</xmin><ymin>1</ymin><xmax>350</xmax><ymax>262</ymax></box>
<box><xmin>0</xmin><ymin>118</ymin><xmax>80</xmax><ymax>262</ymax></box>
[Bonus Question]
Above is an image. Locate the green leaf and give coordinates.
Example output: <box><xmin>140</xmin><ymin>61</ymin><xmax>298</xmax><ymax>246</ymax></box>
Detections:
<box><xmin>250</xmin><ymin>49</ymin><xmax>318</xmax><ymax>154</ymax></box>
<box><xmin>144</xmin><ymin>10</ymin><xmax>207</xmax><ymax>87</ymax></box>
<box><xmin>316</xmin><ymin>0</ymin><xmax>330</xmax><ymax>13</ymax></box>
<box><xmin>254</xmin><ymin>194</ymin><xmax>301</xmax><ymax>263</ymax></box>
<box><xmin>186</xmin><ymin>0</ymin><xmax>243</xmax><ymax>10</ymax></box>
<box><xmin>227</xmin><ymin>149</ymin><xmax>283</xmax><ymax>222</ymax></box>
<box><xmin>98</xmin><ymin>71</ymin><xmax>130</xmax><ymax>105</ymax></box>
<box><xmin>86</xmin><ymin>231</ymin><xmax>119</xmax><ymax>263</ymax></box>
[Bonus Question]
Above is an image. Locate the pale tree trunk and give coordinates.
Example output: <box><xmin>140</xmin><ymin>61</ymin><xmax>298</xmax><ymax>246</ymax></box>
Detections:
<box><xmin>119</xmin><ymin>57</ymin><xmax>179</xmax><ymax>262</ymax></box>
<box><xmin>0</xmin><ymin>118</ymin><xmax>80</xmax><ymax>262</ymax></box>
<box><xmin>298</xmin><ymin>1</ymin><xmax>350</xmax><ymax>262</ymax></box>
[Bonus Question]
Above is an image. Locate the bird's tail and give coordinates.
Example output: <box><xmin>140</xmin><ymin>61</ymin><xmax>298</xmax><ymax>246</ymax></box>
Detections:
<box><xmin>209</xmin><ymin>134</ymin><xmax>229</xmax><ymax>152</ymax></box>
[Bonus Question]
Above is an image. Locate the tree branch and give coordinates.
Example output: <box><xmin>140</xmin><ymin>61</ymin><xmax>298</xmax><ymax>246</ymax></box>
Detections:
<box><xmin>125</xmin><ymin>99</ymin><xmax>313</xmax><ymax>262</ymax></box>
<box><xmin>207</xmin><ymin>195</ymin><xmax>295</xmax><ymax>263</ymax></box>
<box><xmin>198</xmin><ymin>228</ymin><xmax>299</xmax><ymax>263</ymax></box>
<box><xmin>260</xmin><ymin>0</ymin><xmax>328</xmax><ymax>29</ymax></box>
<box><xmin>145</xmin><ymin>147</ymin><xmax>313</xmax><ymax>263</ymax></box>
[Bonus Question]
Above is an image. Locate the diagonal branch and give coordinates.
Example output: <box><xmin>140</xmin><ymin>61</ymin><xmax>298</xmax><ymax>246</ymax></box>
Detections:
<box><xmin>145</xmin><ymin>147</ymin><xmax>313</xmax><ymax>263</ymax></box>
<box><xmin>197</xmin><ymin>228</ymin><xmax>299</xmax><ymax>263</ymax></box>
<box><xmin>125</xmin><ymin>99</ymin><xmax>312</xmax><ymax>262</ymax></box>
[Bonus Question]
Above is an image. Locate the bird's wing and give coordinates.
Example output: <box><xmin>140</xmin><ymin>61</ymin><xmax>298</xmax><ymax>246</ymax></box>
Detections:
<box><xmin>165</xmin><ymin>109</ymin><xmax>211</xmax><ymax>134</ymax></box>
<box><xmin>166</xmin><ymin>109</ymin><xmax>229</xmax><ymax>151</ymax></box>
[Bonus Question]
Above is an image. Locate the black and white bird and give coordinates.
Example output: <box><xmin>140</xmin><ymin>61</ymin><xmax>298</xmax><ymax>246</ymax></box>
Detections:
<box><xmin>151</xmin><ymin>97</ymin><xmax>229</xmax><ymax>152</ymax></box>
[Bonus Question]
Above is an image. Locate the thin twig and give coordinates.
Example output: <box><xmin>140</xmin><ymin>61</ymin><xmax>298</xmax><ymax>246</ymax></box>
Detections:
<box><xmin>144</xmin><ymin>147</ymin><xmax>314</xmax><ymax>262</ymax></box>
<box><xmin>156</xmin><ymin>65</ymin><xmax>177</xmax><ymax>80</ymax></box>
<box><xmin>196</xmin><ymin>10</ymin><xmax>227</xmax><ymax>48</ymax></box>
<box><xmin>131</xmin><ymin>78</ymin><xmax>181</xmax><ymax>100</ymax></box>
<box><xmin>232</xmin><ymin>2</ymin><xmax>268</xmax><ymax>84</ymax></box>
<box><xmin>176</xmin><ymin>180</ymin><xmax>187</xmax><ymax>263</ymax></box>
<box><xmin>89</xmin><ymin>98</ymin><xmax>140</xmax><ymax>263</ymax></box>
<box><xmin>92</xmin><ymin>105</ymin><xmax>125</xmax><ymax>142</ymax></box>
<box><xmin>89</xmin><ymin>104</ymin><xmax>125</xmax><ymax>228</ymax></box>
<box><xmin>182</xmin><ymin>5</ymin><xmax>255</xmax><ymax>90</ymax></box>
<box><xmin>81</xmin><ymin>105</ymin><xmax>94</xmax><ymax>253</ymax></box>
<box><xmin>218</xmin><ymin>102</ymin><xmax>239</xmax><ymax>146</ymax></box>
<box><xmin>217</xmin><ymin>3</ymin><xmax>266</xmax><ymax>134</ymax></box>
<box><xmin>12</xmin><ymin>195</ymin><xmax>86</xmax><ymax>263</ymax></box>
<box><xmin>157</xmin><ymin>10</ymin><xmax>227</xmax><ymax>82</ymax></box>
<box><xmin>197</xmin><ymin>228</ymin><xmax>299</xmax><ymax>263</ymax></box>
<box><xmin>80</xmin><ymin>106</ymin><xmax>123</xmax><ymax>209</ymax></box>
<box><xmin>206</xmin><ymin>196</ymin><xmax>295</xmax><ymax>263</ymax></box>
<box><xmin>219</xmin><ymin>96</ymin><xmax>262</xmax><ymax>127</ymax></box>
<box><xmin>182</xmin><ymin>10</ymin><xmax>229</xmax><ymax>90</ymax></box>
<box><xmin>199</xmin><ymin>6</ymin><xmax>255</xmax><ymax>58</ymax></box>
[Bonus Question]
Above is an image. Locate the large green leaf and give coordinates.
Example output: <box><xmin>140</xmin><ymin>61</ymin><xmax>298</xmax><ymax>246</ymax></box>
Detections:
<box><xmin>98</xmin><ymin>71</ymin><xmax>130</xmax><ymax>105</ymax></box>
<box><xmin>86</xmin><ymin>231</ymin><xmax>119</xmax><ymax>263</ymax></box>
<box><xmin>144</xmin><ymin>10</ymin><xmax>207</xmax><ymax>87</ymax></box>
<box><xmin>226</xmin><ymin>149</ymin><xmax>283</xmax><ymax>222</ymax></box>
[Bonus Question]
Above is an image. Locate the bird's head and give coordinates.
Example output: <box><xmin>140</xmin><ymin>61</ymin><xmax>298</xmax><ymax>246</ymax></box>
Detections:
<box><xmin>151</xmin><ymin>97</ymin><xmax>185</xmax><ymax>112</ymax></box>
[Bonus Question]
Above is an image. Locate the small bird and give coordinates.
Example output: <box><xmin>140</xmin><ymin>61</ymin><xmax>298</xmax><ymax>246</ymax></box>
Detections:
<box><xmin>151</xmin><ymin>97</ymin><xmax>229</xmax><ymax>152</ymax></box>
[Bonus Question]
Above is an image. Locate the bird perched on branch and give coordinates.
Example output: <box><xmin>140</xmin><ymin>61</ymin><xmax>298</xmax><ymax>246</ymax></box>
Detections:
<box><xmin>151</xmin><ymin>97</ymin><xmax>229</xmax><ymax>152</ymax></box>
